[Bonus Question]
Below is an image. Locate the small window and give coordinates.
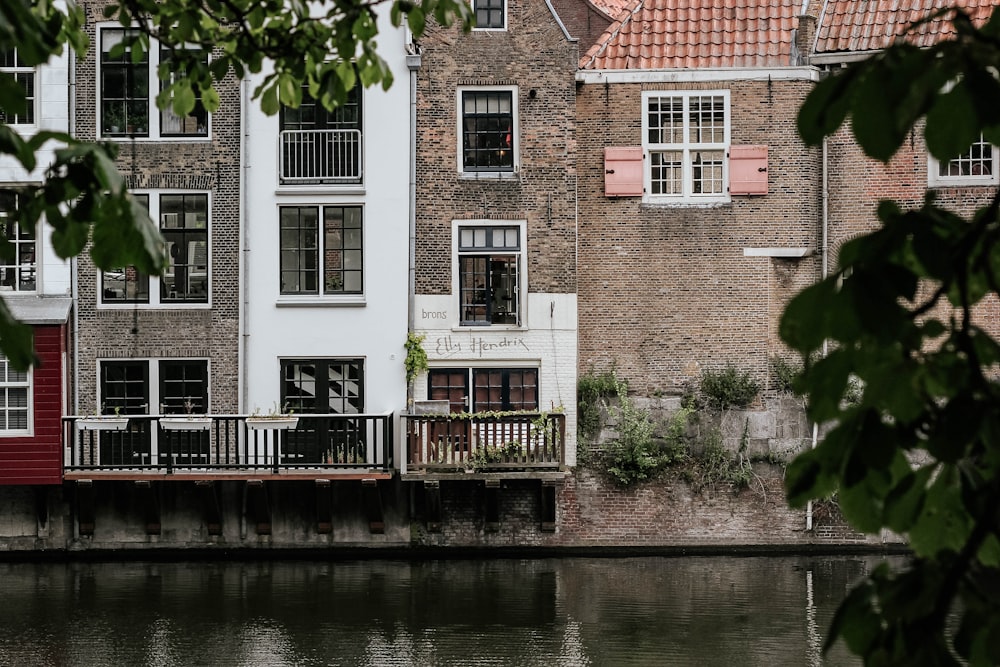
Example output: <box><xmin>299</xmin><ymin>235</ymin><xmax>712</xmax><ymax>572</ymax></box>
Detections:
<box><xmin>460</xmin><ymin>88</ymin><xmax>516</xmax><ymax>174</ymax></box>
<box><xmin>101</xmin><ymin>192</ymin><xmax>209</xmax><ymax>305</ymax></box>
<box><xmin>0</xmin><ymin>191</ymin><xmax>36</xmax><ymax>292</ymax></box>
<box><xmin>929</xmin><ymin>134</ymin><xmax>998</xmax><ymax>187</ymax></box>
<box><xmin>643</xmin><ymin>91</ymin><xmax>730</xmax><ymax>203</ymax></box>
<box><xmin>0</xmin><ymin>353</ymin><xmax>30</xmax><ymax>433</ymax></box>
<box><xmin>0</xmin><ymin>49</ymin><xmax>35</xmax><ymax>125</ymax></box>
<box><xmin>473</xmin><ymin>0</ymin><xmax>506</xmax><ymax>29</ymax></box>
<box><xmin>99</xmin><ymin>28</ymin><xmax>209</xmax><ymax>139</ymax></box>
<box><xmin>279</xmin><ymin>205</ymin><xmax>363</xmax><ymax>296</ymax></box>
<box><xmin>159</xmin><ymin>360</ymin><xmax>208</xmax><ymax>414</ymax></box>
<box><xmin>458</xmin><ymin>225</ymin><xmax>520</xmax><ymax>326</ymax></box>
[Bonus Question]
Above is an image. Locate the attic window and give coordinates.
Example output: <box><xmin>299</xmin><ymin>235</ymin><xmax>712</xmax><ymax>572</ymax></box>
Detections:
<box><xmin>473</xmin><ymin>0</ymin><xmax>506</xmax><ymax>30</ymax></box>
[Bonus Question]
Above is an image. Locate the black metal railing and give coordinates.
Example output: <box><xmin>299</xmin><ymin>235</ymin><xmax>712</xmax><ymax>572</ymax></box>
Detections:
<box><xmin>62</xmin><ymin>413</ymin><xmax>393</xmax><ymax>474</ymax></box>
<box><xmin>403</xmin><ymin>412</ymin><xmax>565</xmax><ymax>472</ymax></box>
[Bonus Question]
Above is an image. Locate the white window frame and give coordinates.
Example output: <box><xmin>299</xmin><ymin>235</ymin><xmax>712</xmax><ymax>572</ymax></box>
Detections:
<box><xmin>0</xmin><ymin>354</ymin><xmax>31</xmax><ymax>435</ymax></box>
<box><xmin>97</xmin><ymin>25</ymin><xmax>211</xmax><ymax>141</ymax></box>
<box><xmin>99</xmin><ymin>190</ymin><xmax>211</xmax><ymax>308</ymax></box>
<box><xmin>452</xmin><ymin>219</ymin><xmax>526</xmax><ymax>328</ymax></box>
<box><xmin>472</xmin><ymin>0</ymin><xmax>507</xmax><ymax>30</ymax></box>
<box><xmin>277</xmin><ymin>203</ymin><xmax>365</xmax><ymax>302</ymax></box>
<box><xmin>642</xmin><ymin>90</ymin><xmax>730</xmax><ymax>204</ymax></box>
<box><xmin>457</xmin><ymin>86</ymin><xmax>519</xmax><ymax>177</ymax></box>
<box><xmin>0</xmin><ymin>48</ymin><xmax>35</xmax><ymax>126</ymax></box>
<box><xmin>928</xmin><ymin>134</ymin><xmax>999</xmax><ymax>187</ymax></box>
<box><xmin>0</xmin><ymin>190</ymin><xmax>37</xmax><ymax>293</ymax></box>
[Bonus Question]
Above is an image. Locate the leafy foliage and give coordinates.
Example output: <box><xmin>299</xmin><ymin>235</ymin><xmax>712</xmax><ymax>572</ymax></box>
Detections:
<box><xmin>770</xmin><ymin>355</ymin><xmax>802</xmax><ymax>395</ymax></box>
<box><xmin>404</xmin><ymin>332</ymin><xmax>429</xmax><ymax>385</ymax></box>
<box><xmin>785</xmin><ymin>7</ymin><xmax>1000</xmax><ymax>665</ymax></box>
<box><xmin>699</xmin><ymin>364</ymin><xmax>761</xmax><ymax>410</ymax></box>
<box><xmin>0</xmin><ymin>0</ymin><xmax>472</xmax><ymax>368</ymax></box>
<box><xmin>577</xmin><ymin>367</ymin><xmax>618</xmax><ymax>441</ymax></box>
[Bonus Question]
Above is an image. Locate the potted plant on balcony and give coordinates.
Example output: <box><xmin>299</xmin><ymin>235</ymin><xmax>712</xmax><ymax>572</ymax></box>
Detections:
<box><xmin>159</xmin><ymin>400</ymin><xmax>212</xmax><ymax>431</ymax></box>
<box><xmin>77</xmin><ymin>406</ymin><xmax>129</xmax><ymax>431</ymax></box>
<box><xmin>246</xmin><ymin>403</ymin><xmax>298</xmax><ymax>430</ymax></box>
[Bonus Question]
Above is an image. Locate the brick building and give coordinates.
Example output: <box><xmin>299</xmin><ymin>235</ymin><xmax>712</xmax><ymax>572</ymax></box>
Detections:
<box><xmin>576</xmin><ymin>0</ymin><xmax>823</xmax><ymax>396</ymax></box>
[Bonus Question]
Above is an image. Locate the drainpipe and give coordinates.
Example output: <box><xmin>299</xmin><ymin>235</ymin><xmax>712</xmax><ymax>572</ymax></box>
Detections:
<box><xmin>806</xmin><ymin>134</ymin><xmax>829</xmax><ymax>532</ymax></box>
<box><xmin>69</xmin><ymin>48</ymin><xmax>79</xmax><ymax>416</ymax></box>
<box><xmin>406</xmin><ymin>41</ymin><xmax>422</xmax><ymax>392</ymax></box>
<box><xmin>239</xmin><ymin>77</ymin><xmax>251</xmax><ymax>413</ymax></box>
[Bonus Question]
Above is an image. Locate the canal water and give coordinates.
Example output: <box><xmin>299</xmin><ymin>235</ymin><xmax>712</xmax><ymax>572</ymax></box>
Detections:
<box><xmin>0</xmin><ymin>554</ymin><xmax>901</xmax><ymax>666</ymax></box>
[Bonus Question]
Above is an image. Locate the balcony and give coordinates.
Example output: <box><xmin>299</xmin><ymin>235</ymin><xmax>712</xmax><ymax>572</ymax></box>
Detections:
<box><xmin>62</xmin><ymin>412</ymin><xmax>393</xmax><ymax>481</ymax></box>
<box><xmin>279</xmin><ymin>129</ymin><xmax>362</xmax><ymax>184</ymax></box>
<box><xmin>403</xmin><ymin>412</ymin><xmax>566</xmax><ymax>475</ymax></box>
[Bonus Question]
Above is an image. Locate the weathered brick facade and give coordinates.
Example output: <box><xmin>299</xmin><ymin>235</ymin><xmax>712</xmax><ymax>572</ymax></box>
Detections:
<box><xmin>576</xmin><ymin>77</ymin><xmax>822</xmax><ymax>395</ymax></box>
<box><xmin>72</xmin><ymin>1</ymin><xmax>242</xmax><ymax>414</ymax></box>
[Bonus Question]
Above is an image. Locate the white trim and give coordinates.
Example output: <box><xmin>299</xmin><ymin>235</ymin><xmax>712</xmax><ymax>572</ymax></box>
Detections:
<box><xmin>0</xmin><ymin>356</ymin><xmax>32</xmax><ymax>437</ymax></box>
<box><xmin>276</xmin><ymin>202</ymin><xmax>366</xmax><ymax>299</ymax></box>
<box><xmin>96</xmin><ymin>24</ymin><xmax>211</xmax><ymax>141</ymax></box>
<box><xmin>97</xmin><ymin>190</ymin><xmax>212</xmax><ymax>308</ymax></box>
<box><xmin>456</xmin><ymin>85</ymin><xmax>519</xmax><ymax>176</ymax></box>
<box><xmin>642</xmin><ymin>90</ymin><xmax>730</xmax><ymax>205</ymax></box>
<box><xmin>576</xmin><ymin>67</ymin><xmax>820</xmax><ymax>85</ymax></box>
<box><xmin>451</xmin><ymin>219</ymin><xmax>528</xmax><ymax>329</ymax></box>
<box><xmin>927</xmin><ymin>139</ymin><xmax>999</xmax><ymax>188</ymax></box>
<box><xmin>743</xmin><ymin>247</ymin><xmax>813</xmax><ymax>258</ymax></box>
<box><xmin>471</xmin><ymin>0</ymin><xmax>507</xmax><ymax>31</ymax></box>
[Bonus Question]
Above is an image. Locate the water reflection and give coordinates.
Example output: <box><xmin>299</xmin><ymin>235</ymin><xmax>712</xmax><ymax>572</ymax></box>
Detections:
<box><xmin>0</xmin><ymin>555</ymin><xmax>903</xmax><ymax>666</ymax></box>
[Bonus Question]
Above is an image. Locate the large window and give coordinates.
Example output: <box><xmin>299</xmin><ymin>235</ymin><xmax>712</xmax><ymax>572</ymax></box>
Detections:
<box><xmin>0</xmin><ymin>49</ymin><xmax>34</xmax><ymax>125</ymax></box>
<box><xmin>458</xmin><ymin>225</ymin><xmax>520</xmax><ymax>326</ymax></box>
<box><xmin>428</xmin><ymin>368</ymin><xmax>538</xmax><ymax>413</ymax></box>
<box><xmin>281</xmin><ymin>358</ymin><xmax>365</xmax><ymax>464</ymax></box>
<box><xmin>0</xmin><ymin>354</ymin><xmax>30</xmax><ymax>433</ymax></box>
<box><xmin>100</xmin><ymin>28</ymin><xmax>208</xmax><ymax>139</ymax></box>
<box><xmin>279</xmin><ymin>83</ymin><xmax>362</xmax><ymax>183</ymax></box>
<box><xmin>0</xmin><ymin>191</ymin><xmax>36</xmax><ymax>292</ymax></box>
<box><xmin>473</xmin><ymin>0</ymin><xmax>506</xmax><ymax>29</ymax></box>
<box><xmin>99</xmin><ymin>359</ymin><xmax>209</xmax><ymax>465</ymax></box>
<box><xmin>929</xmin><ymin>134</ymin><xmax>998</xmax><ymax>187</ymax></box>
<box><xmin>102</xmin><ymin>192</ymin><xmax>209</xmax><ymax>305</ymax></box>
<box><xmin>460</xmin><ymin>88</ymin><xmax>516</xmax><ymax>174</ymax></box>
<box><xmin>643</xmin><ymin>91</ymin><xmax>729</xmax><ymax>202</ymax></box>
<box><xmin>279</xmin><ymin>205</ymin><xmax>363</xmax><ymax>296</ymax></box>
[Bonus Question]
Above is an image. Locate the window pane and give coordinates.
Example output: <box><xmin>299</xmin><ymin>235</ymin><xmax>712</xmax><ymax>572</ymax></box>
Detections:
<box><xmin>689</xmin><ymin>96</ymin><xmax>726</xmax><ymax>144</ymax></box>
<box><xmin>160</xmin><ymin>194</ymin><xmax>209</xmax><ymax>302</ymax></box>
<box><xmin>159</xmin><ymin>45</ymin><xmax>208</xmax><ymax>137</ymax></box>
<box><xmin>474</xmin><ymin>0</ymin><xmax>505</xmax><ymax>29</ymax></box>
<box><xmin>0</xmin><ymin>354</ymin><xmax>29</xmax><ymax>431</ymax></box>
<box><xmin>692</xmin><ymin>150</ymin><xmax>724</xmax><ymax>194</ymax></box>
<box><xmin>159</xmin><ymin>360</ymin><xmax>208</xmax><ymax>414</ymax></box>
<box><xmin>101</xmin><ymin>361</ymin><xmax>149</xmax><ymax>414</ymax></box>
<box><xmin>940</xmin><ymin>134</ymin><xmax>994</xmax><ymax>177</ymax></box>
<box><xmin>460</xmin><ymin>256</ymin><xmax>489</xmax><ymax>324</ymax></box>
<box><xmin>280</xmin><ymin>207</ymin><xmax>319</xmax><ymax>294</ymax></box>
<box><xmin>0</xmin><ymin>49</ymin><xmax>34</xmax><ymax>124</ymax></box>
<box><xmin>101</xmin><ymin>30</ymin><xmax>149</xmax><ymax>137</ymax></box>
<box><xmin>649</xmin><ymin>151</ymin><xmax>683</xmax><ymax>195</ymax></box>
<box><xmin>0</xmin><ymin>191</ymin><xmax>36</xmax><ymax>292</ymax></box>
<box><xmin>322</xmin><ymin>205</ymin><xmax>363</xmax><ymax>294</ymax></box>
<box><xmin>462</xmin><ymin>90</ymin><xmax>514</xmax><ymax>172</ymax></box>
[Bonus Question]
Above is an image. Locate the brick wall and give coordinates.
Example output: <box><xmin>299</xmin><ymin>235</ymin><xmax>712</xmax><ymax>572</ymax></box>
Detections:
<box><xmin>414</xmin><ymin>0</ymin><xmax>580</xmax><ymax>297</ymax></box>
<box><xmin>576</xmin><ymin>78</ymin><xmax>822</xmax><ymax>396</ymax></box>
<box><xmin>73</xmin><ymin>1</ymin><xmax>242</xmax><ymax>414</ymax></box>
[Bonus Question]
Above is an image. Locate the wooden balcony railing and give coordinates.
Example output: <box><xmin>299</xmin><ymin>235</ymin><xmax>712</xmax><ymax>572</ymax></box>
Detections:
<box><xmin>62</xmin><ymin>413</ymin><xmax>393</xmax><ymax>475</ymax></box>
<box><xmin>403</xmin><ymin>412</ymin><xmax>565</xmax><ymax>472</ymax></box>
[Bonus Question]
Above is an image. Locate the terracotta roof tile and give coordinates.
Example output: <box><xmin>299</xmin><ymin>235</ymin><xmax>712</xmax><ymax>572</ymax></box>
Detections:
<box><xmin>581</xmin><ymin>0</ymin><xmax>802</xmax><ymax>70</ymax></box>
<box><xmin>814</xmin><ymin>0</ymin><xmax>999</xmax><ymax>55</ymax></box>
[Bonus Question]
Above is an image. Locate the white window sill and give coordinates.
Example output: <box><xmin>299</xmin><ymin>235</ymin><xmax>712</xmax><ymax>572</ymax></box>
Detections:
<box><xmin>452</xmin><ymin>323</ymin><xmax>526</xmax><ymax>332</ymax></box>
<box><xmin>97</xmin><ymin>303</ymin><xmax>212</xmax><ymax>310</ymax></box>
<box><xmin>928</xmin><ymin>178</ymin><xmax>998</xmax><ymax>188</ymax></box>
<box><xmin>458</xmin><ymin>171</ymin><xmax>518</xmax><ymax>181</ymax></box>
<box><xmin>98</xmin><ymin>135</ymin><xmax>212</xmax><ymax>143</ymax></box>
<box><xmin>641</xmin><ymin>194</ymin><xmax>731</xmax><ymax>207</ymax></box>
<box><xmin>274</xmin><ymin>184</ymin><xmax>366</xmax><ymax>196</ymax></box>
<box><xmin>276</xmin><ymin>296</ymin><xmax>367</xmax><ymax>307</ymax></box>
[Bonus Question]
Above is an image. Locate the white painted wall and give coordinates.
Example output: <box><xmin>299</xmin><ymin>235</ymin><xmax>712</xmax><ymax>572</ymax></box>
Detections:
<box><xmin>241</xmin><ymin>11</ymin><xmax>410</xmax><ymax>418</ymax></box>
<box><xmin>412</xmin><ymin>292</ymin><xmax>579</xmax><ymax>466</ymax></box>
<box><xmin>0</xmin><ymin>49</ymin><xmax>72</xmax><ymax>296</ymax></box>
